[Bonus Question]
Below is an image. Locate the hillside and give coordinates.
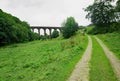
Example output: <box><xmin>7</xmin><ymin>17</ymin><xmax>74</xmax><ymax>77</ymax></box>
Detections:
<box><xmin>0</xmin><ymin>9</ymin><xmax>39</xmax><ymax>46</ymax></box>
<box><xmin>0</xmin><ymin>31</ymin><xmax>88</xmax><ymax>81</ymax></box>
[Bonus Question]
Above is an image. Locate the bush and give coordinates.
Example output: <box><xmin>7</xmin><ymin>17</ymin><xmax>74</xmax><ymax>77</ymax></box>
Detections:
<box><xmin>51</xmin><ymin>30</ymin><xmax>59</xmax><ymax>38</ymax></box>
<box><xmin>0</xmin><ymin>9</ymin><xmax>39</xmax><ymax>46</ymax></box>
<box><xmin>39</xmin><ymin>35</ymin><xmax>46</xmax><ymax>40</ymax></box>
<box><xmin>62</xmin><ymin>17</ymin><xmax>79</xmax><ymax>38</ymax></box>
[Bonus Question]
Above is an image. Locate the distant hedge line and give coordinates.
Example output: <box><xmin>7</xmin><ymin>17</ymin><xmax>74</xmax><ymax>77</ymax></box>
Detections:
<box><xmin>0</xmin><ymin>9</ymin><xmax>39</xmax><ymax>46</ymax></box>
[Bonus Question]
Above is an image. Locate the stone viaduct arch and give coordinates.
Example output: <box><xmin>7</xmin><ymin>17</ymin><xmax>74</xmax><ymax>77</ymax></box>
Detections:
<box><xmin>30</xmin><ymin>26</ymin><xmax>62</xmax><ymax>36</ymax></box>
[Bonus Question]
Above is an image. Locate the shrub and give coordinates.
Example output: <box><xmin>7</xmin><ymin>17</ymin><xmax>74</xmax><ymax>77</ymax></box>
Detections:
<box><xmin>0</xmin><ymin>9</ymin><xmax>39</xmax><ymax>46</ymax></box>
<box><xmin>62</xmin><ymin>17</ymin><xmax>79</xmax><ymax>38</ymax></box>
<box><xmin>51</xmin><ymin>30</ymin><xmax>59</xmax><ymax>38</ymax></box>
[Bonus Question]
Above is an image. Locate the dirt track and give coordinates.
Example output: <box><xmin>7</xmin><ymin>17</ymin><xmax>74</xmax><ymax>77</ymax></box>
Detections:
<box><xmin>67</xmin><ymin>36</ymin><xmax>120</xmax><ymax>81</ymax></box>
<box><xmin>95</xmin><ymin>36</ymin><xmax>120</xmax><ymax>81</ymax></box>
<box><xmin>67</xmin><ymin>36</ymin><xmax>92</xmax><ymax>81</ymax></box>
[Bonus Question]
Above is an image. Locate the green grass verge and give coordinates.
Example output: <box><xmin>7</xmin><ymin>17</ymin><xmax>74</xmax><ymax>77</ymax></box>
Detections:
<box><xmin>0</xmin><ymin>32</ymin><xmax>88</xmax><ymax>81</ymax></box>
<box><xmin>86</xmin><ymin>25</ymin><xmax>95</xmax><ymax>33</ymax></box>
<box><xmin>97</xmin><ymin>32</ymin><xmax>120</xmax><ymax>59</ymax></box>
<box><xmin>90</xmin><ymin>36</ymin><xmax>118</xmax><ymax>81</ymax></box>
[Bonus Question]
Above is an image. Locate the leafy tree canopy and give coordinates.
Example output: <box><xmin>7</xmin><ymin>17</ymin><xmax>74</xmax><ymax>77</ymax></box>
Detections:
<box><xmin>51</xmin><ymin>30</ymin><xmax>59</xmax><ymax>38</ymax></box>
<box><xmin>62</xmin><ymin>17</ymin><xmax>79</xmax><ymax>38</ymax></box>
<box><xmin>0</xmin><ymin>9</ymin><xmax>39</xmax><ymax>46</ymax></box>
<box><xmin>85</xmin><ymin>0</ymin><xmax>116</xmax><ymax>26</ymax></box>
<box><xmin>116</xmin><ymin>0</ymin><xmax>120</xmax><ymax>11</ymax></box>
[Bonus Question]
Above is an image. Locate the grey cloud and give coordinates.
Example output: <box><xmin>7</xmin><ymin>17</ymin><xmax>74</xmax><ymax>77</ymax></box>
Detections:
<box><xmin>8</xmin><ymin>0</ymin><xmax>45</xmax><ymax>8</ymax></box>
<box><xmin>0</xmin><ymin>0</ymin><xmax>94</xmax><ymax>26</ymax></box>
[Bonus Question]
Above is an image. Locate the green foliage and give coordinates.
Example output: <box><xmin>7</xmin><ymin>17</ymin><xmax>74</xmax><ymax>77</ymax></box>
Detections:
<box><xmin>86</xmin><ymin>25</ymin><xmax>96</xmax><ymax>34</ymax></box>
<box><xmin>62</xmin><ymin>17</ymin><xmax>79</xmax><ymax>38</ymax></box>
<box><xmin>90</xmin><ymin>36</ymin><xmax>118</xmax><ymax>81</ymax></box>
<box><xmin>0</xmin><ymin>32</ymin><xmax>88</xmax><ymax>81</ymax></box>
<box><xmin>0</xmin><ymin>9</ymin><xmax>39</xmax><ymax>46</ymax></box>
<box><xmin>87</xmin><ymin>22</ymin><xmax>120</xmax><ymax>34</ymax></box>
<box><xmin>85</xmin><ymin>0</ymin><xmax>115</xmax><ymax>26</ymax></box>
<box><xmin>109</xmin><ymin>22</ymin><xmax>120</xmax><ymax>32</ymax></box>
<box><xmin>39</xmin><ymin>35</ymin><xmax>46</xmax><ymax>40</ymax></box>
<box><xmin>51</xmin><ymin>30</ymin><xmax>59</xmax><ymax>38</ymax></box>
<box><xmin>29</xmin><ymin>32</ymin><xmax>40</xmax><ymax>41</ymax></box>
<box><xmin>84</xmin><ymin>0</ymin><xmax>120</xmax><ymax>34</ymax></box>
<box><xmin>115</xmin><ymin>0</ymin><xmax>120</xmax><ymax>22</ymax></box>
<box><xmin>79</xmin><ymin>26</ymin><xmax>85</xmax><ymax>29</ymax></box>
<box><xmin>97</xmin><ymin>32</ymin><xmax>120</xmax><ymax>59</ymax></box>
<box><xmin>39</xmin><ymin>35</ymin><xmax>51</xmax><ymax>40</ymax></box>
<box><xmin>116</xmin><ymin>0</ymin><xmax>120</xmax><ymax>11</ymax></box>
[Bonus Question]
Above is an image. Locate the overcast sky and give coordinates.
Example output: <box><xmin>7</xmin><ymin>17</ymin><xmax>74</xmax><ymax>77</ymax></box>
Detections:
<box><xmin>0</xmin><ymin>0</ymin><xmax>94</xmax><ymax>26</ymax></box>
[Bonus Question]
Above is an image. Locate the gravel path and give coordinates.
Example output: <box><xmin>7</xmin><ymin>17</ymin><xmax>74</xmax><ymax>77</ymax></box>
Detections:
<box><xmin>95</xmin><ymin>36</ymin><xmax>120</xmax><ymax>81</ymax></box>
<box><xmin>67</xmin><ymin>36</ymin><xmax>92</xmax><ymax>81</ymax></box>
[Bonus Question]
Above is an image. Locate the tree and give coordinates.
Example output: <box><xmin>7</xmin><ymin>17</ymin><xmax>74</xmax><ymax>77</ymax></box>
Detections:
<box><xmin>85</xmin><ymin>0</ymin><xmax>115</xmax><ymax>26</ymax></box>
<box><xmin>0</xmin><ymin>9</ymin><xmax>39</xmax><ymax>46</ymax></box>
<box><xmin>116</xmin><ymin>0</ymin><xmax>120</xmax><ymax>11</ymax></box>
<box><xmin>51</xmin><ymin>30</ymin><xmax>59</xmax><ymax>38</ymax></box>
<box><xmin>84</xmin><ymin>0</ymin><xmax>118</xmax><ymax>33</ymax></box>
<box><xmin>62</xmin><ymin>17</ymin><xmax>79</xmax><ymax>38</ymax></box>
<box><xmin>115</xmin><ymin>0</ymin><xmax>120</xmax><ymax>20</ymax></box>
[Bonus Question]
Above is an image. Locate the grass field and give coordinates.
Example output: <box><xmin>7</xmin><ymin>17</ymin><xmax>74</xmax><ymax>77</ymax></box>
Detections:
<box><xmin>0</xmin><ymin>32</ymin><xmax>88</xmax><ymax>81</ymax></box>
<box><xmin>97</xmin><ymin>32</ymin><xmax>120</xmax><ymax>59</ymax></box>
<box><xmin>90</xmin><ymin>36</ymin><xmax>118</xmax><ymax>81</ymax></box>
<box><xmin>86</xmin><ymin>25</ymin><xmax>95</xmax><ymax>33</ymax></box>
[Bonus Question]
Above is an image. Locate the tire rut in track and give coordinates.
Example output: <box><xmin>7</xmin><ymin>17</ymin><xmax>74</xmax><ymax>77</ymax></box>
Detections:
<box><xmin>95</xmin><ymin>36</ymin><xmax>120</xmax><ymax>81</ymax></box>
<box><xmin>67</xmin><ymin>36</ymin><xmax>92</xmax><ymax>81</ymax></box>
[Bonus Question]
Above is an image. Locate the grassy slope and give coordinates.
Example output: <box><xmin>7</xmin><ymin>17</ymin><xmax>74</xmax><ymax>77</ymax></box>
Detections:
<box><xmin>86</xmin><ymin>25</ymin><xmax>95</xmax><ymax>34</ymax></box>
<box><xmin>90</xmin><ymin>36</ymin><xmax>118</xmax><ymax>81</ymax></box>
<box><xmin>0</xmin><ymin>32</ymin><xmax>88</xmax><ymax>81</ymax></box>
<box><xmin>97</xmin><ymin>32</ymin><xmax>120</xmax><ymax>59</ymax></box>
<box><xmin>86</xmin><ymin>26</ymin><xmax>95</xmax><ymax>33</ymax></box>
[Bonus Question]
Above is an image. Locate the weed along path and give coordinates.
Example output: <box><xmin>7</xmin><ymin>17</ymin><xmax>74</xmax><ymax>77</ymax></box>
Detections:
<box><xmin>67</xmin><ymin>36</ymin><xmax>92</xmax><ymax>81</ymax></box>
<box><xmin>95</xmin><ymin>36</ymin><xmax>120</xmax><ymax>81</ymax></box>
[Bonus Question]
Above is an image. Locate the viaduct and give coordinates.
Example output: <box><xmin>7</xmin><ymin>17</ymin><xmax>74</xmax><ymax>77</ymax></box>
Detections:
<box><xmin>30</xmin><ymin>26</ymin><xmax>62</xmax><ymax>36</ymax></box>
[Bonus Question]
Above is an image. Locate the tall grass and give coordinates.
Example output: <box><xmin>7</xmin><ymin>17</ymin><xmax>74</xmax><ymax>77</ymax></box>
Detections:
<box><xmin>0</xmin><ymin>31</ymin><xmax>88</xmax><ymax>81</ymax></box>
